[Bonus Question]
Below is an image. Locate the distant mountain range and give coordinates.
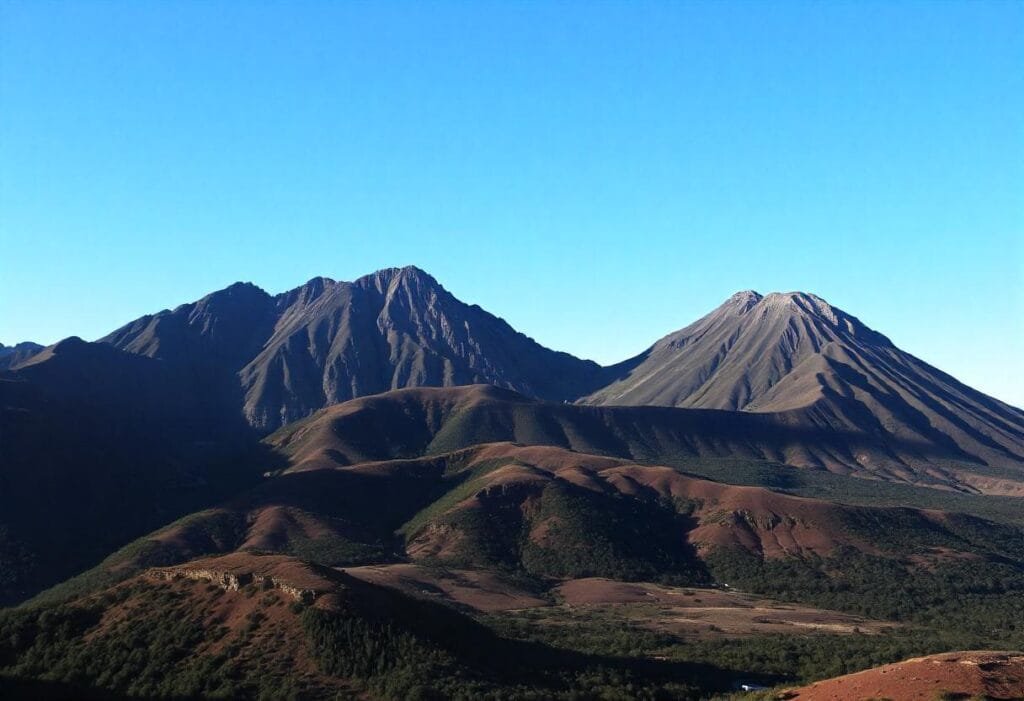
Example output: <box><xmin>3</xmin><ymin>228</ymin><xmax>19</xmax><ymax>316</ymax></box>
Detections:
<box><xmin>2</xmin><ymin>266</ymin><xmax>1023</xmax><ymax>597</ymax></box>
<box><xmin>15</xmin><ymin>264</ymin><xmax>1017</xmax><ymax>472</ymax></box>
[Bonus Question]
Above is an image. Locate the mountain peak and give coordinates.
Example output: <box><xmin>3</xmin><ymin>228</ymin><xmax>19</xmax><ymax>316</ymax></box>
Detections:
<box><xmin>754</xmin><ymin>291</ymin><xmax>892</xmax><ymax>346</ymax></box>
<box><xmin>722</xmin><ymin>290</ymin><xmax>764</xmax><ymax>313</ymax></box>
<box><xmin>352</xmin><ymin>265</ymin><xmax>443</xmax><ymax>296</ymax></box>
<box><xmin>761</xmin><ymin>290</ymin><xmax>839</xmax><ymax>321</ymax></box>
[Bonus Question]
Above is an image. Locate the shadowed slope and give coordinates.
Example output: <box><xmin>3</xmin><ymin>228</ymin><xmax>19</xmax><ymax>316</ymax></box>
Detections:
<box><xmin>268</xmin><ymin>384</ymin><xmax>1024</xmax><ymax>490</ymax></box>
<box><xmin>0</xmin><ymin>338</ymin><xmax>271</xmax><ymax>605</ymax></box>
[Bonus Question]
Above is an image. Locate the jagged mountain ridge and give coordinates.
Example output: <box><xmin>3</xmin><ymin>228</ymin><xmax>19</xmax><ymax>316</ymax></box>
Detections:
<box><xmin>97</xmin><ymin>266</ymin><xmax>1024</xmax><ymax>475</ymax></box>
<box><xmin>102</xmin><ymin>266</ymin><xmax>604</xmax><ymax>430</ymax></box>
<box><xmin>0</xmin><ymin>341</ymin><xmax>43</xmax><ymax>370</ymax></box>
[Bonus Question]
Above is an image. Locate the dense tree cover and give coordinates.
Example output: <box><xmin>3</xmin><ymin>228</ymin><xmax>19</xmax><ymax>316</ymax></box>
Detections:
<box><xmin>0</xmin><ymin>576</ymin><xmax>725</xmax><ymax>701</ymax></box>
<box><xmin>520</xmin><ymin>485</ymin><xmax>707</xmax><ymax>583</ymax></box>
<box><xmin>486</xmin><ymin>605</ymin><xmax>974</xmax><ymax>685</ymax></box>
<box><xmin>705</xmin><ymin>547</ymin><xmax>1024</xmax><ymax>643</ymax></box>
<box><xmin>656</xmin><ymin>456</ymin><xmax>1024</xmax><ymax>527</ymax></box>
<box><xmin>420</xmin><ymin>478</ymin><xmax>709</xmax><ymax>585</ymax></box>
<box><xmin>0</xmin><ymin>583</ymin><xmax>301</xmax><ymax>699</ymax></box>
<box><xmin>302</xmin><ymin>602</ymin><xmax>717</xmax><ymax>701</ymax></box>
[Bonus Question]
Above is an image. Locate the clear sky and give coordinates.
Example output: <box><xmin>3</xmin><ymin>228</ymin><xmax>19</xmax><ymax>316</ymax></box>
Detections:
<box><xmin>1</xmin><ymin>1</ymin><xmax>1021</xmax><ymax>406</ymax></box>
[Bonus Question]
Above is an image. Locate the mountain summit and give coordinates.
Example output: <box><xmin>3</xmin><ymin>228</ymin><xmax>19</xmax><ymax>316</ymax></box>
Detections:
<box><xmin>95</xmin><ymin>271</ymin><xmax>1024</xmax><ymax>482</ymax></box>
<box><xmin>585</xmin><ymin>289</ymin><xmax>893</xmax><ymax>410</ymax></box>
<box><xmin>103</xmin><ymin>265</ymin><xmax>604</xmax><ymax>429</ymax></box>
<box><xmin>583</xmin><ymin>289</ymin><xmax>1024</xmax><ymax>480</ymax></box>
<box><xmin>4</xmin><ymin>268</ymin><xmax>1024</xmax><ymax>605</ymax></box>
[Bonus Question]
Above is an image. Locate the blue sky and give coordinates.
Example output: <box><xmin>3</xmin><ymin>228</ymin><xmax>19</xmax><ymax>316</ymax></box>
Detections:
<box><xmin>1</xmin><ymin>1</ymin><xmax>1021</xmax><ymax>406</ymax></box>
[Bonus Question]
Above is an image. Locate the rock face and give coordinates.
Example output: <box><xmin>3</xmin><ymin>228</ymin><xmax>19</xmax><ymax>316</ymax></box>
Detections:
<box><xmin>98</xmin><ymin>270</ymin><xmax>1024</xmax><ymax>473</ymax></box>
<box><xmin>147</xmin><ymin>553</ymin><xmax>334</xmax><ymax>604</ymax></box>
<box><xmin>103</xmin><ymin>266</ymin><xmax>604</xmax><ymax>430</ymax></box>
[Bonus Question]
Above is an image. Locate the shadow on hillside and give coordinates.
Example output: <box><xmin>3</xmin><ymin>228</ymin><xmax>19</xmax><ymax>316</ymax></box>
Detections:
<box><xmin>0</xmin><ymin>676</ymin><xmax>137</xmax><ymax>700</ymax></box>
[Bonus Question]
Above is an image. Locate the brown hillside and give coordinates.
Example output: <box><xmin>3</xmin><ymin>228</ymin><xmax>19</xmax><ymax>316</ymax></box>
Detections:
<box><xmin>784</xmin><ymin>650</ymin><xmax>1024</xmax><ymax>700</ymax></box>
<box><xmin>268</xmin><ymin>384</ymin><xmax>1024</xmax><ymax>492</ymax></box>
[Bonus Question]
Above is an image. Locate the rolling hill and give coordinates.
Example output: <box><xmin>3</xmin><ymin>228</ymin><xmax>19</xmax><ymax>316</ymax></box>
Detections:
<box><xmin>0</xmin><ymin>551</ymin><xmax>728</xmax><ymax>700</ymax></box>
<box><xmin>39</xmin><ymin>432</ymin><xmax>1024</xmax><ymax>618</ymax></box>
<box><xmin>268</xmin><ymin>384</ymin><xmax>1024</xmax><ymax>492</ymax></box>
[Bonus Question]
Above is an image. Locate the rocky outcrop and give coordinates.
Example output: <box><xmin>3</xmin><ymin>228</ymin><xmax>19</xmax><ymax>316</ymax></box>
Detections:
<box><xmin>148</xmin><ymin>563</ymin><xmax>321</xmax><ymax>604</ymax></box>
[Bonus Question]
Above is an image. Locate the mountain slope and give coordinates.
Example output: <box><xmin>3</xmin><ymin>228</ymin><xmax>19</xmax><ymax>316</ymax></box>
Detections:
<box><xmin>102</xmin><ymin>266</ymin><xmax>604</xmax><ymax>430</ymax></box>
<box><xmin>583</xmin><ymin>291</ymin><xmax>1024</xmax><ymax>474</ymax></box>
<box><xmin>266</xmin><ymin>385</ymin><xmax>1024</xmax><ymax>491</ymax></box>
<box><xmin>0</xmin><ymin>342</ymin><xmax>43</xmax><ymax>370</ymax></box>
<box><xmin>0</xmin><ymin>337</ymin><xmax>270</xmax><ymax>605</ymax></box>
<box><xmin>37</xmin><ymin>434</ymin><xmax>1024</xmax><ymax>647</ymax></box>
<box><xmin>98</xmin><ymin>269</ymin><xmax>1024</xmax><ymax>476</ymax></box>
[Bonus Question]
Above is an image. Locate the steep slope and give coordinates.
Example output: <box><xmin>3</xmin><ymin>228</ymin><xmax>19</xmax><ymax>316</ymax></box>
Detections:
<box><xmin>98</xmin><ymin>270</ymin><xmax>1024</xmax><ymax>475</ymax></box>
<box><xmin>103</xmin><ymin>266</ymin><xmax>604</xmax><ymax>430</ymax></box>
<box><xmin>584</xmin><ymin>291</ymin><xmax>1024</xmax><ymax>474</ymax></box>
<box><xmin>0</xmin><ymin>338</ymin><xmax>269</xmax><ymax>605</ymax></box>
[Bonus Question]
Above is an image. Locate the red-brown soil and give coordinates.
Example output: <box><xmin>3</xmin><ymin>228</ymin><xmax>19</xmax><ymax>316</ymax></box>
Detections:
<box><xmin>783</xmin><ymin>650</ymin><xmax>1024</xmax><ymax>700</ymax></box>
<box><xmin>552</xmin><ymin>578</ymin><xmax>893</xmax><ymax>640</ymax></box>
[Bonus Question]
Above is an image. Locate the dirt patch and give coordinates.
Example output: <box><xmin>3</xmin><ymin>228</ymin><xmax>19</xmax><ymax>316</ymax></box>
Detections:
<box><xmin>554</xmin><ymin>578</ymin><xmax>893</xmax><ymax>639</ymax></box>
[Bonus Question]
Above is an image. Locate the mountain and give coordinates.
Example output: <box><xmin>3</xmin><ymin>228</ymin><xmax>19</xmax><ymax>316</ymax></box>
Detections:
<box><xmin>583</xmin><ymin>290</ymin><xmax>1024</xmax><ymax>476</ymax></box>
<box><xmin>19</xmin><ymin>408</ymin><xmax>1024</xmax><ymax>699</ymax></box>
<box><xmin>48</xmin><ymin>388</ymin><xmax>1024</xmax><ymax>607</ymax></box>
<box><xmin>102</xmin><ymin>266</ymin><xmax>604</xmax><ymax>430</ymax></box>
<box><xmin>0</xmin><ymin>337</ymin><xmax>269</xmax><ymax>604</ymax></box>
<box><xmin>0</xmin><ymin>342</ymin><xmax>43</xmax><ymax>370</ymax></box>
<box><xmin>5</xmin><ymin>268</ymin><xmax>1024</xmax><ymax>606</ymax></box>
<box><xmin>263</xmin><ymin>384</ymin><xmax>1024</xmax><ymax>493</ymax></box>
<box><xmin>5</xmin><ymin>268</ymin><xmax>1024</xmax><ymax>698</ymax></box>
<box><xmin>97</xmin><ymin>268</ymin><xmax>1024</xmax><ymax>480</ymax></box>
